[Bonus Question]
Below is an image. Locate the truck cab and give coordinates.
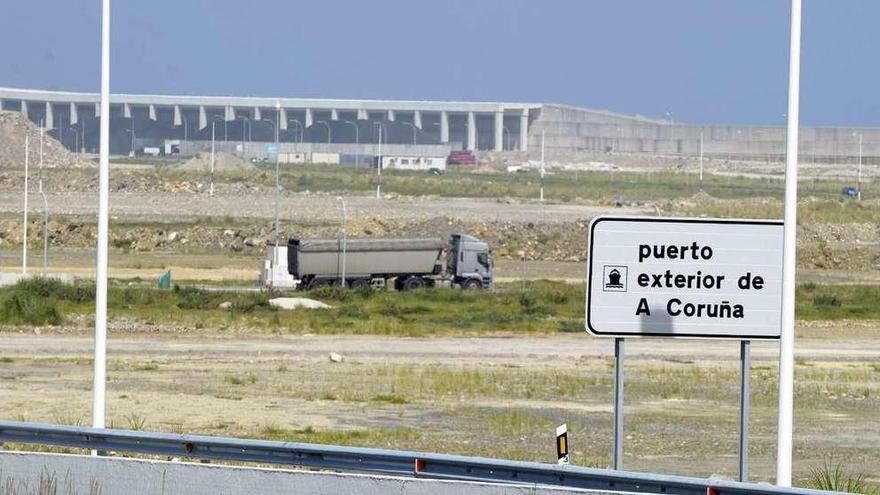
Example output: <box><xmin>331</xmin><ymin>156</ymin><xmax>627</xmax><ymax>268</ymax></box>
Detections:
<box><xmin>448</xmin><ymin>234</ymin><xmax>494</xmax><ymax>290</ymax></box>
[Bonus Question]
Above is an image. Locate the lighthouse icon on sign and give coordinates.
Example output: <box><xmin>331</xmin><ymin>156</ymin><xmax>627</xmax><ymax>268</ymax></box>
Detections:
<box><xmin>602</xmin><ymin>265</ymin><xmax>627</xmax><ymax>292</ymax></box>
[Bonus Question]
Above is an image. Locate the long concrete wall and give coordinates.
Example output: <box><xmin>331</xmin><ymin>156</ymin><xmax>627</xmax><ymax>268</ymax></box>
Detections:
<box><xmin>530</xmin><ymin>105</ymin><xmax>880</xmax><ymax>161</ymax></box>
<box><xmin>0</xmin><ymin>452</ymin><xmax>604</xmax><ymax>495</ymax></box>
<box><xmin>179</xmin><ymin>141</ymin><xmax>453</xmax><ymax>160</ymax></box>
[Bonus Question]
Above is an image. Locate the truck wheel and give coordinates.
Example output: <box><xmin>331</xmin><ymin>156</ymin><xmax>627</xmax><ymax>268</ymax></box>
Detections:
<box><xmin>350</xmin><ymin>279</ymin><xmax>370</xmax><ymax>290</ymax></box>
<box><xmin>307</xmin><ymin>278</ymin><xmax>330</xmax><ymax>291</ymax></box>
<box><xmin>462</xmin><ymin>279</ymin><xmax>482</xmax><ymax>290</ymax></box>
<box><xmin>401</xmin><ymin>277</ymin><xmax>426</xmax><ymax>291</ymax></box>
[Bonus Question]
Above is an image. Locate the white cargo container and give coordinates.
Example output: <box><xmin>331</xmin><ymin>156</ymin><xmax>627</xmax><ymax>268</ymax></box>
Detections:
<box><xmin>381</xmin><ymin>156</ymin><xmax>446</xmax><ymax>171</ymax></box>
<box><xmin>310</xmin><ymin>152</ymin><xmax>340</xmax><ymax>164</ymax></box>
<box><xmin>164</xmin><ymin>140</ymin><xmax>181</xmax><ymax>155</ymax></box>
<box><xmin>280</xmin><ymin>152</ymin><xmax>307</xmax><ymax>164</ymax></box>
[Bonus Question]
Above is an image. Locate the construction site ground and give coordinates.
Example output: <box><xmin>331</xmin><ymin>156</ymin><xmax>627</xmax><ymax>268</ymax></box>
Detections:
<box><xmin>0</xmin><ymin>120</ymin><xmax>878</xmax><ymax>488</ymax></box>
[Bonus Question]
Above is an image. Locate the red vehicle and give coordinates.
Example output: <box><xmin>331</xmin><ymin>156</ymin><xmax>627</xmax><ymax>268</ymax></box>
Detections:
<box><xmin>447</xmin><ymin>149</ymin><xmax>478</xmax><ymax>165</ymax></box>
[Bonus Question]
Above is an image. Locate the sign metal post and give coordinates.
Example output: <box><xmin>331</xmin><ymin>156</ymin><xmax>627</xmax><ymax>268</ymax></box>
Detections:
<box><xmin>587</xmin><ymin>216</ymin><xmax>782</xmax><ymax>475</ymax></box>
<box><xmin>612</xmin><ymin>337</ymin><xmax>624</xmax><ymax>470</ymax></box>
<box><xmin>739</xmin><ymin>340</ymin><xmax>751</xmax><ymax>482</ymax></box>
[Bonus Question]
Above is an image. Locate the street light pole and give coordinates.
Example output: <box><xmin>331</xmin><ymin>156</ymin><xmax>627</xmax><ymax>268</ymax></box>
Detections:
<box><xmin>316</xmin><ymin>120</ymin><xmax>332</xmax><ymax>143</ymax></box>
<box><xmin>540</xmin><ymin>129</ymin><xmax>545</xmax><ymax>202</ymax></box>
<box><xmin>375</xmin><ymin>123</ymin><xmax>383</xmax><ymax>199</ymax></box>
<box><xmin>777</xmin><ymin>0</ymin><xmax>802</xmax><ymax>486</ymax></box>
<box><xmin>209</xmin><ymin>116</ymin><xmax>225</xmax><ymax>198</ymax></box>
<box><xmin>39</xmin><ymin>121</ymin><xmax>48</xmax><ymax>274</ymax></box>
<box><xmin>337</xmin><ymin>196</ymin><xmax>347</xmax><ymax>287</ymax></box>
<box><xmin>400</xmin><ymin>121</ymin><xmax>417</xmax><ymax>145</ymax></box>
<box><xmin>93</xmin><ymin>0</ymin><xmax>112</xmax><ymax>436</ymax></box>
<box><xmin>127</xmin><ymin>121</ymin><xmax>136</xmax><ymax>157</ymax></box>
<box><xmin>237</xmin><ymin>117</ymin><xmax>250</xmax><ymax>157</ymax></box>
<box><xmin>210</xmin><ymin>122</ymin><xmax>216</xmax><ymax>197</ymax></box>
<box><xmin>70</xmin><ymin>123</ymin><xmax>80</xmax><ymax>155</ymax></box>
<box><xmin>273</xmin><ymin>103</ymin><xmax>281</xmax><ymax>267</ymax></box>
<box><xmin>288</xmin><ymin>119</ymin><xmax>304</xmax><ymax>143</ymax></box>
<box><xmin>858</xmin><ymin>133</ymin><xmax>863</xmax><ymax>200</ymax></box>
<box><xmin>699</xmin><ymin>131</ymin><xmax>704</xmax><ymax>193</ymax></box>
<box><xmin>344</xmin><ymin>121</ymin><xmax>359</xmax><ymax>166</ymax></box>
<box><xmin>22</xmin><ymin>134</ymin><xmax>28</xmax><ymax>274</ymax></box>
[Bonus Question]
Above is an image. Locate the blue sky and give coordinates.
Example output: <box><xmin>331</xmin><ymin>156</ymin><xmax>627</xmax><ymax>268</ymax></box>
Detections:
<box><xmin>2</xmin><ymin>1</ymin><xmax>878</xmax><ymax>126</ymax></box>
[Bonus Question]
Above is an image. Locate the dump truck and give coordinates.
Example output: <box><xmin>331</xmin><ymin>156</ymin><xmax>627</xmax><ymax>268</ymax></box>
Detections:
<box><xmin>287</xmin><ymin>234</ymin><xmax>493</xmax><ymax>290</ymax></box>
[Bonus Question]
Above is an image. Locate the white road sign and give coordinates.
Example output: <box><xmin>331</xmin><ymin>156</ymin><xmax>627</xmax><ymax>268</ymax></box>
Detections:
<box><xmin>586</xmin><ymin>217</ymin><xmax>784</xmax><ymax>339</ymax></box>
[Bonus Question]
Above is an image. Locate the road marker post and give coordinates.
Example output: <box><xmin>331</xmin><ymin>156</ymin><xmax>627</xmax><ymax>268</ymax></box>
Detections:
<box><xmin>556</xmin><ymin>424</ymin><xmax>570</xmax><ymax>465</ymax></box>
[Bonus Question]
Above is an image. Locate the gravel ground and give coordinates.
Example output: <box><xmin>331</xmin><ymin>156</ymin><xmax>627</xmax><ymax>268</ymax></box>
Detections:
<box><xmin>1</xmin><ymin>330</ymin><xmax>877</xmax><ymax>483</ymax></box>
<box><xmin>0</xmin><ymin>190</ymin><xmax>638</xmax><ymax>224</ymax></box>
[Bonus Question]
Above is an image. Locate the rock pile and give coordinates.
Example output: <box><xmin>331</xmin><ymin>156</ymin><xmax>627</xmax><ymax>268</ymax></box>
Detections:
<box><xmin>0</xmin><ymin>111</ymin><xmax>91</xmax><ymax>169</ymax></box>
<box><xmin>178</xmin><ymin>152</ymin><xmax>255</xmax><ymax>173</ymax></box>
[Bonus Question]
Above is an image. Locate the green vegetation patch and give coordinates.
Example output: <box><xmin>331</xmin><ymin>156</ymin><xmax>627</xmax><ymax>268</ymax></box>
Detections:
<box><xmin>2</xmin><ymin>279</ymin><xmax>880</xmax><ymax>331</ymax></box>
<box><xmin>258</xmin><ymin>424</ymin><xmax>420</xmax><ymax>446</ymax></box>
<box><xmin>796</xmin><ymin>284</ymin><xmax>880</xmax><ymax>320</ymax></box>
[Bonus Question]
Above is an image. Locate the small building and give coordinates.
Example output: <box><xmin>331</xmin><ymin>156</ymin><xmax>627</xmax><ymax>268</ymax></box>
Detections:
<box><xmin>378</xmin><ymin>156</ymin><xmax>447</xmax><ymax>171</ymax></box>
<box><xmin>279</xmin><ymin>152</ymin><xmax>307</xmax><ymax>164</ymax></box>
<box><xmin>310</xmin><ymin>152</ymin><xmax>340</xmax><ymax>164</ymax></box>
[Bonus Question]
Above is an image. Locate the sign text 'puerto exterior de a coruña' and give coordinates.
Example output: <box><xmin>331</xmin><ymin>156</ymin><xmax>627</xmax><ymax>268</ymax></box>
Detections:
<box><xmin>586</xmin><ymin>217</ymin><xmax>784</xmax><ymax>339</ymax></box>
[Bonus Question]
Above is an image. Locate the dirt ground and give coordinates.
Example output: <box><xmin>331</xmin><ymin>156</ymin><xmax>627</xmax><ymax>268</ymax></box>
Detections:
<box><xmin>0</xmin><ymin>189</ymin><xmax>636</xmax><ymax>224</ymax></box>
<box><xmin>0</xmin><ymin>151</ymin><xmax>877</xmax><ymax>487</ymax></box>
<box><xmin>0</xmin><ymin>329</ymin><xmax>877</xmax><ymax>485</ymax></box>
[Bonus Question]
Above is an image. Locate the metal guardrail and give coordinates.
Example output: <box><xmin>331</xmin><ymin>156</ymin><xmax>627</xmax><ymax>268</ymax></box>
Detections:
<box><xmin>0</xmin><ymin>421</ymin><xmax>840</xmax><ymax>495</ymax></box>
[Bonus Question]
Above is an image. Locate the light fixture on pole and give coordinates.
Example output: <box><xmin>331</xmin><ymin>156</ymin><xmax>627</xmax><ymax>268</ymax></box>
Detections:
<box><xmin>777</xmin><ymin>0</ymin><xmax>801</xmax><ymax>486</ymax></box>
<box><xmin>93</xmin><ymin>0</ymin><xmax>112</xmax><ymax>439</ymax></box>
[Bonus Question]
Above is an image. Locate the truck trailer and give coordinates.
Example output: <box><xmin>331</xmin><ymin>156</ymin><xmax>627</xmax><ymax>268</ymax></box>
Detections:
<box><xmin>287</xmin><ymin>234</ymin><xmax>493</xmax><ymax>290</ymax></box>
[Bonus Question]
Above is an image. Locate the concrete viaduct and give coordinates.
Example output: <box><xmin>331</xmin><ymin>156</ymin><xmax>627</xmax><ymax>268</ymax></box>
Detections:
<box><xmin>0</xmin><ymin>86</ymin><xmax>536</xmax><ymax>153</ymax></box>
<box><xmin>1</xmin><ymin>86</ymin><xmax>878</xmax><ymax>162</ymax></box>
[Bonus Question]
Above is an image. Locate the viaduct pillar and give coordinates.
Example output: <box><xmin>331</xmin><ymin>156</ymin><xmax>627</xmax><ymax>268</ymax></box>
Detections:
<box><xmin>440</xmin><ymin>111</ymin><xmax>449</xmax><ymax>143</ymax></box>
<box><xmin>467</xmin><ymin>111</ymin><xmax>476</xmax><ymax>151</ymax></box>
<box><xmin>45</xmin><ymin>102</ymin><xmax>54</xmax><ymax>130</ymax></box>
<box><xmin>494</xmin><ymin>109</ymin><xmax>504</xmax><ymax>151</ymax></box>
<box><xmin>519</xmin><ymin>109</ymin><xmax>529</xmax><ymax>151</ymax></box>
